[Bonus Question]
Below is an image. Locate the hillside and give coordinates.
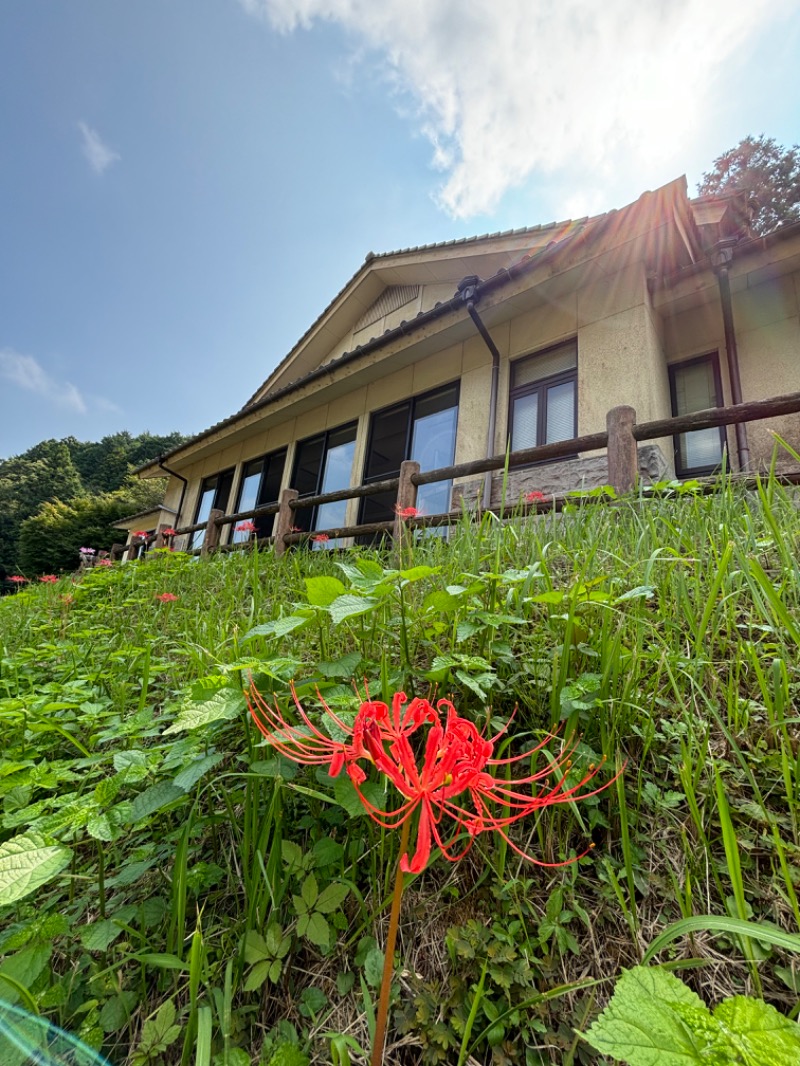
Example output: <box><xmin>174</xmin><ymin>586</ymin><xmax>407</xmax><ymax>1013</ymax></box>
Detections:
<box><xmin>0</xmin><ymin>478</ymin><xmax>799</xmax><ymax>1064</ymax></box>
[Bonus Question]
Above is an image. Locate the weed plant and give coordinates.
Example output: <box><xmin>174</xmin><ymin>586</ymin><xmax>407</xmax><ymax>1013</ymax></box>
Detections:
<box><xmin>0</xmin><ymin>473</ymin><xmax>799</xmax><ymax>1064</ymax></box>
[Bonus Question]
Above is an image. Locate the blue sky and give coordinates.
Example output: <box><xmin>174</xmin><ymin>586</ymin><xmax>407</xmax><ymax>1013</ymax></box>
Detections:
<box><xmin>2</xmin><ymin>0</ymin><xmax>799</xmax><ymax>459</ymax></box>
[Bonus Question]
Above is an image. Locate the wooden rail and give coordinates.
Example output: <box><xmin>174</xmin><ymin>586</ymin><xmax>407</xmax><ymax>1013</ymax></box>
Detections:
<box><xmin>111</xmin><ymin>391</ymin><xmax>800</xmax><ymax>561</ymax></box>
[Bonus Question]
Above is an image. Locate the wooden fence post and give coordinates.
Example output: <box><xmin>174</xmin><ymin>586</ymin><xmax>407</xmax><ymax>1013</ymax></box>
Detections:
<box><xmin>154</xmin><ymin>524</ymin><xmax>169</xmax><ymax>550</ymax></box>
<box><xmin>274</xmin><ymin>489</ymin><xmax>299</xmax><ymax>557</ymax></box>
<box><xmin>393</xmin><ymin>460</ymin><xmax>420</xmax><ymax>546</ymax></box>
<box><xmin>607</xmin><ymin>405</ymin><xmax>638</xmax><ymax>495</ymax></box>
<box><xmin>201</xmin><ymin>508</ymin><xmax>224</xmax><ymax>557</ymax></box>
<box><xmin>126</xmin><ymin>538</ymin><xmax>140</xmax><ymax>562</ymax></box>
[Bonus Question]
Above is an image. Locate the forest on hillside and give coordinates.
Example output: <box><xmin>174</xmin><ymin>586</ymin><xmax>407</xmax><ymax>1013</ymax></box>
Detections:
<box><xmin>0</xmin><ymin>431</ymin><xmax>185</xmax><ymax>578</ymax></box>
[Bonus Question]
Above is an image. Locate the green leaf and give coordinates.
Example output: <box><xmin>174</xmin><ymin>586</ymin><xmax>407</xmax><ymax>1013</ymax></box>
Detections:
<box><xmin>303</xmin><ymin>911</ymin><xmax>331</xmax><ymax>948</ymax></box>
<box><xmin>316</xmin><ymin>881</ymin><xmax>349</xmax><ymax>914</ymax></box>
<box><xmin>311</xmin><ymin>837</ymin><xmax>343</xmax><ymax>867</ymax></box>
<box><xmin>250</xmin><ymin>755</ymin><xmax>298</xmax><ymax>780</ymax></box>
<box><xmin>363</xmin><ymin>947</ymin><xmax>384</xmax><ymax>988</ymax></box>
<box><xmin>642</xmin><ymin>915</ymin><xmax>800</xmax><ymax>965</ymax></box>
<box><xmin>80</xmin><ymin>919</ymin><xmax>125</xmax><ymax>952</ymax></box>
<box><xmin>582</xmin><ymin>966</ymin><xmax>711</xmax><ymax>1066</ymax></box>
<box><xmin>714</xmin><ymin>996</ymin><xmax>800</xmax><ymax>1065</ymax></box>
<box><xmin>305</xmin><ymin>576</ymin><xmax>346</xmax><ymax>607</ymax></box>
<box><xmin>332</xmin><ymin>774</ymin><xmax>386</xmax><ymax>818</ymax></box>
<box><xmin>128</xmin><ymin>782</ymin><xmax>185</xmax><ymax>824</ymax></box>
<box><xmin>316</xmin><ymin>651</ymin><xmax>363</xmax><ymax>679</ymax></box>
<box><xmin>163</xmin><ymin>688</ymin><xmax>245</xmax><ymax>735</ymax></box>
<box><xmin>99</xmin><ymin>991</ymin><xmax>138</xmax><ymax>1033</ymax></box>
<box><xmin>138</xmin><ymin>997</ymin><xmax>182</xmax><ymax>1055</ymax></box>
<box><xmin>173</xmin><ymin>753</ymin><xmax>224</xmax><ymax>791</ymax></box>
<box><xmin>244</xmin><ymin>614</ymin><xmax>311</xmax><ymax>641</ymax></box>
<box><xmin>328</xmin><ymin>594</ymin><xmax>379</xmax><ymax>625</ymax></box>
<box><xmin>0</xmin><ymin>945</ymin><xmax>51</xmax><ymax>1005</ymax></box>
<box><xmin>301</xmin><ymin>874</ymin><xmax>319</xmax><ymax>909</ymax></box>
<box><xmin>243</xmin><ymin>959</ymin><xmax>272</xmax><ymax>992</ymax></box>
<box><xmin>0</xmin><ymin>832</ymin><xmax>72</xmax><ymax>907</ymax></box>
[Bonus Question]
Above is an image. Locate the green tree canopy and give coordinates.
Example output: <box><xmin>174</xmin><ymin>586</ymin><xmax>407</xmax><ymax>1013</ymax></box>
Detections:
<box><xmin>698</xmin><ymin>134</ymin><xmax>800</xmax><ymax>236</ymax></box>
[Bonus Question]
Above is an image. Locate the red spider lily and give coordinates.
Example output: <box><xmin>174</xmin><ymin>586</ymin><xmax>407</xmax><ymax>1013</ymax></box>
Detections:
<box><xmin>236</xmin><ymin>520</ymin><xmax>257</xmax><ymax>533</ymax></box>
<box><xmin>247</xmin><ymin>686</ymin><xmax>617</xmax><ymax>875</ymax></box>
<box><xmin>394</xmin><ymin>505</ymin><xmax>419</xmax><ymax>519</ymax></box>
<box><xmin>162</xmin><ymin>527</ymin><xmax>177</xmax><ymax>537</ymax></box>
<box><xmin>133</xmin><ymin>530</ymin><xmax>149</xmax><ymax>540</ymax></box>
<box><xmin>311</xmin><ymin>533</ymin><xmax>330</xmax><ymax>543</ymax></box>
<box><xmin>97</xmin><ymin>559</ymin><xmax>113</xmax><ymax>567</ymax></box>
<box><xmin>156</xmin><ymin>592</ymin><xmax>178</xmax><ymax>602</ymax></box>
<box><xmin>526</xmin><ymin>490</ymin><xmax>547</xmax><ymax>503</ymax></box>
<box><xmin>9</xmin><ymin>575</ymin><xmax>27</xmax><ymax>583</ymax></box>
<box><xmin>39</xmin><ymin>575</ymin><xmax>58</xmax><ymax>583</ymax></box>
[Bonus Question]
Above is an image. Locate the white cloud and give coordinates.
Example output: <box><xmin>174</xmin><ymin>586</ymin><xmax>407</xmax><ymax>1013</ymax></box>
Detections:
<box><xmin>240</xmin><ymin>0</ymin><xmax>794</xmax><ymax>218</ymax></box>
<box><xmin>0</xmin><ymin>349</ymin><xmax>87</xmax><ymax>414</ymax></box>
<box><xmin>78</xmin><ymin>121</ymin><xmax>120</xmax><ymax>175</ymax></box>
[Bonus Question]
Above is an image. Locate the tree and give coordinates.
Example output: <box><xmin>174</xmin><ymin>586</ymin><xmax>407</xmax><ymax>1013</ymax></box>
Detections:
<box><xmin>17</xmin><ymin>477</ymin><xmax>167</xmax><ymax>575</ymax></box>
<box><xmin>697</xmin><ymin>135</ymin><xmax>800</xmax><ymax>237</ymax></box>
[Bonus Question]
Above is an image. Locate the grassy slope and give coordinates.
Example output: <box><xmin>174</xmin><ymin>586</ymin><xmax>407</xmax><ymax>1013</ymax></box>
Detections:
<box><xmin>0</xmin><ymin>477</ymin><xmax>798</xmax><ymax>1065</ymax></box>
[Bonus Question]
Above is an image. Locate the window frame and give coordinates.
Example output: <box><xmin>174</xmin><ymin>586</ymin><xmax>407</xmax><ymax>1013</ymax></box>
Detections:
<box><xmin>190</xmin><ymin>467</ymin><xmax>235</xmax><ymax>550</ymax></box>
<box><xmin>508</xmin><ymin>339</ymin><xmax>578</xmax><ymax>457</ymax></box>
<box><xmin>358</xmin><ymin>381</ymin><xmax>461</xmax><ymax>526</ymax></box>
<box><xmin>232</xmin><ymin>448</ymin><xmax>287</xmax><ymax>542</ymax></box>
<box><xmin>290</xmin><ymin>421</ymin><xmax>358</xmax><ymax>534</ymax></box>
<box><xmin>668</xmin><ymin>352</ymin><xmax>727</xmax><ymax>478</ymax></box>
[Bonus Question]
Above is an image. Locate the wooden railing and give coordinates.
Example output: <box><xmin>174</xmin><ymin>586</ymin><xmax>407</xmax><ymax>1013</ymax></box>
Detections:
<box><xmin>110</xmin><ymin>392</ymin><xmax>800</xmax><ymax>561</ymax></box>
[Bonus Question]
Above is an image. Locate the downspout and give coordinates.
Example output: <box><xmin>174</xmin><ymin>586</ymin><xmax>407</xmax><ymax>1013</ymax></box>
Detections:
<box><xmin>157</xmin><ymin>456</ymin><xmax>189</xmax><ymax>527</ymax></box>
<box><xmin>711</xmin><ymin>240</ymin><xmax>751</xmax><ymax>471</ymax></box>
<box><xmin>457</xmin><ymin>276</ymin><xmax>501</xmax><ymax>509</ymax></box>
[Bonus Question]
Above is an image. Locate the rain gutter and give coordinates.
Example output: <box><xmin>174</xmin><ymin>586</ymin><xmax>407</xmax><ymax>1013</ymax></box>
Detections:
<box><xmin>711</xmin><ymin>240</ymin><xmax>750</xmax><ymax>471</ymax></box>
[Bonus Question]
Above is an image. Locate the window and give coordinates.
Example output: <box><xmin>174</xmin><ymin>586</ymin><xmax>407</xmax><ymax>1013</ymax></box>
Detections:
<box><xmin>669</xmin><ymin>354</ymin><xmax>726</xmax><ymax>477</ymax></box>
<box><xmin>291</xmin><ymin>422</ymin><xmax>358</xmax><ymax>542</ymax></box>
<box><xmin>359</xmin><ymin>382</ymin><xmax>460</xmax><ymax>526</ymax></box>
<box><xmin>509</xmin><ymin>340</ymin><xmax>577</xmax><ymax>455</ymax></box>
<box><xmin>190</xmin><ymin>468</ymin><xmax>234</xmax><ymax>550</ymax></box>
<box><xmin>233</xmin><ymin>449</ymin><xmax>287</xmax><ymax>542</ymax></box>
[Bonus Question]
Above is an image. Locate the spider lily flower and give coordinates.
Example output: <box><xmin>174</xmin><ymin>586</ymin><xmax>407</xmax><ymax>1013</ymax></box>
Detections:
<box><xmin>79</xmin><ymin>547</ymin><xmax>95</xmax><ymax>556</ymax></box>
<box><xmin>526</xmin><ymin>490</ymin><xmax>547</xmax><ymax>503</ymax></box>
<box><xmin>235</xmin><ymin>520</ymin><xmax>257</xmax><ymax>533</ymax></box>
<box><xmin>247</xmin><ymin>686</ymin><xmax>618</xmax><ymax>875</ymax></box>
<box><xmin>162</xmin><ymin>527</ymin><xmax>177</xmax><ymax>537</ymax></box>
<box><xmin>133</xmin><ymin>530</ymin><xmax>149</xmax><ymax>540</ymax></box>
<box><xmin>311</xmin><ymin>533</ymin><xmax>330</xmax><ymax>543</ymax></box>
<box><xmin>156</xmin><ymin>592</ymin><xmax>178</xmax><ymax>602</ymax></box>
<box><xmin>8</xmin><ymin>575</ymin><xmax>27</xmax><ymax>584</ymax></box>
<box><xmin>39</xmin><ymin>575</ymin><xmax>58</xmax><ymax>583</ymax></box>
<box><xmin>394</xmin><ymin>505</ymin><xmax>419</xmax><ymax>519</ymax></box>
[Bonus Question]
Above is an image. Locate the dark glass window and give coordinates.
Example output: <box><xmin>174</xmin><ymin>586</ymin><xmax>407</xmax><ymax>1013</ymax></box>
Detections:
<box><xmin>233</xmin><ymin>449</ymin><xmax>287</xmax><ymax>542</ymax></box>
<box><xmin>669</xmin><ymin>354</ymin><xmax>726</xmax><ymax>476</ymax></box>
<box><xmin>190</xmin><ymin>468</ymin><xmax>234</xmax><ymax>550</ymax></box>
<box><xmin>360</xmin><ymin>382</ymin><xmax>460</xmax><ymax>526</ymax></box>
<box><xmin>509</xmin><ymin>340</ymin><xmax>577</xmax><ymax>454</ymax></box>
<box><xmin>291</xmin><ymin>422</ymin><xmax>358</xmax><ymax>542</ymax></box>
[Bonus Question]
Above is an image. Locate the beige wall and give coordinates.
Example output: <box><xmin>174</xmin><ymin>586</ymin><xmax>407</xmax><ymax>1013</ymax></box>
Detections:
<box><xmin>168</xmin><ymin>251</ymin><xmax>800</xmax><ymax>528</ymax></box>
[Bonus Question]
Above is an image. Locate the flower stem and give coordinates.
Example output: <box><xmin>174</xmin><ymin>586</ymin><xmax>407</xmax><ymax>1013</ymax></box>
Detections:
<box><xmin>371</xmin><ymin>817</ymin><xmax>411</xmax><ymax>1066</ymax></box>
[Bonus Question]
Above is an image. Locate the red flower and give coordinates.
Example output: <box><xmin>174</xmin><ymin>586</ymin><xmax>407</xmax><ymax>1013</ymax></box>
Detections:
<box><xmin>156</xmin><ymin>592</ymin><xmax>178</xmax><ymax>602</ymax></box>
<box><xmin>39</xmin><ymin>575</ymin><xmax>58</xmax><ymax>583</ymax></box>
<box><xmin>526</xmin><ymin>490</ymin><xmax>547</xmax><ymax>503</ymax></box>
<box><xmin>247</xmin><ymin>686</ymin><xmax>617</xmax><ymax>875</ymax></box>
<box><xmin>236</xmin><ymin>520</ymin><xmax>257</xmax><ymax>533</ymax></box>
<box><xmin>311</xmin><ymin>533</ymin><xmax>329</xmax><ymax>543</ymax></box>
<box><xmin>162</xmin><ymin>527</ymin><xmax>177</xmax><ymax>537</ymax></box>
<box><xmin>9</xmin><ymin>575</ymin><xmax>27</xmax><ymax>583</ymax></box>
<box><xmin>394</xmin><ymin>505</ymin><xmax>419</xmax><ymax>519</ymax></box>
<box><xmin>133</xmin><ymin>530</ymin><xmax>149</xmax><ymax>540</ymax></box>
<box><xmin>97</xmin><ymin>559</ymin><xmax>113</xmax><ymax>567</ymax></box>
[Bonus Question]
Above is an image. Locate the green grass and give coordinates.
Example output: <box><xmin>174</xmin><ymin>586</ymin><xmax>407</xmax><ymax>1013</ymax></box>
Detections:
<box><xmin>1</xmin><ymin>473</ymin><xmax>799</xmax><ymax>1064</ymax></box>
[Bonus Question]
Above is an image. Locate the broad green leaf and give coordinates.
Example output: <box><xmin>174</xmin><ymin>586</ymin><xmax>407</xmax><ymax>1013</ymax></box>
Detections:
<box><xmin>244</xmin><ymin>930</ymin><xmax>269</xmax><ymax>963</ymax></box>
<box><xmin>311</xmin><ymin>837</ymin><xmax>343</xmax><ymax>867</ymax></box>
<box><xmin>301</xmin><ymin>874</ymin><xmax>319</xmax><ymax>909</ymax></box>
<box><xmin>0</xmin><ymin>945</ymin><xmax>51</xmax><ymax>1005</ymax></box>
<box><xmin>128</xmin><ymin>782</ymin><xmax>185</xmax><ymax>824</ymax></box>
<box><xmin>328</xmin><ymin>594</ymin><xmax>379</xmax><ymax>625</ymax></box>
<box><xmin>332</xmin><ymin>774</ymin><xmax>386</xmax><ymax>818</ymax></box>
<box><xmin>582</xmin><ymin>965</ymin><xmax>710</xmax><ymax>1066</ymax></box>
<box><xmin>243</xmin><ymin>959</ymin><xmax>272</xmax><ymax>992</ymax></box>
<box><xmin>163</xmin><ymin>688</ymin><xmax>245</xmax><ymax>735</ymax></box>
<box><xmin>422</xmin><ymin>589</ymin><xmax>463</xmax><ymax>615</ymax></box>
<box><xmin>173</xmin><ymin>753</ymin><xmax>224</xmax><ymax>791</ymax></box>
<box><xmin>99</xmin><ymin>991</ymin><xmax>138</xmax><ymax>1033</ymax></box>
<box><xmin>250</xmin><ymin>755</ymin><xmax>298</xmax><ymax>780</ymax></box>
<box><xmin>80</xmin><ymin>919</ymin><xmax>125</xmax><ymax>952</ymax></box>
<box><xmin>304</xmin><ymin>575</ymin><xmax>346</xmax><ymax>607</ymax></box>
<box><xmin>363</xmin><ymin>947</ymin><xmax>384</xmax><ymax>988</ymax></box>
<box><xmin>303</xmin><ymin>911</ymin><xmax>331</xmax><ymax>948</ymax></box>
<box><xmin>316</xmin><ymin>651</ymin><xmax>363</xmax><ymax>679</ymax></box>
<box><xmin>316</xmin><ymin>881</ymin><xmax>349</xmax><ymax>914</ymax></box>
<box><xmin>244</xmin><ymin>614</ymin><xmax>311</xmax><ymax>641</ymax></box>
<box><xmin>0</xmin><ymin>832</ymin><xmax>72</xmax><ymax>907</ymax></box>
<box><xmin>86</xmin><ymin>813</ymin><xmax>117</xmax><ymax>843</ymax></box>
<box><xmin>714</xmin><ymin>995</ymin><xmax>800</xmax><ymax>1065</ymax></box>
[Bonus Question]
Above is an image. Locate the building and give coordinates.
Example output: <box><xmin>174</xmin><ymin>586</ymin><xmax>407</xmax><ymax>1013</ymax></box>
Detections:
<box><xmin>132</xmin><ymin>176</ymin><xmax>800</xmax><ymax>549</ymax></box>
